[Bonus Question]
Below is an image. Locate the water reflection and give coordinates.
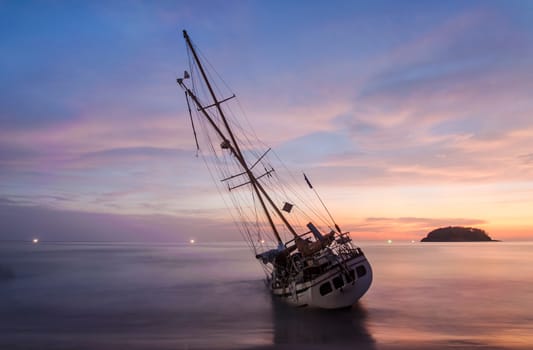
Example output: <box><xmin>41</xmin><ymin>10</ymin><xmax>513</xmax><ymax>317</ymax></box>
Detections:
<box><xmin>3</xmin><ymin>242</ymin><xmax>533</xmax><ymax>349</ymax></box>
<box><xmin>266</xmin><ymin>300</ymin><xmax>376</xmax><ymax>349</ymax></box>
<box><xmin>0</xmin><ymin>264</ymin><xmax>15</xmax><ymax>281</ymax></box>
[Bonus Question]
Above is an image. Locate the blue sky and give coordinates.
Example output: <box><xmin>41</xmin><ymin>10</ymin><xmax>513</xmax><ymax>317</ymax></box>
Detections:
<box><xmin>1</xmin><ymin>0</ymin><xmax>533</xmax><ymax>241</ymax></box>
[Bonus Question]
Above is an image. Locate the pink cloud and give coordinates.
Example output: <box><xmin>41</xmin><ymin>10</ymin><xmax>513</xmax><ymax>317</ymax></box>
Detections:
<box><xmin>348</xmin><ymin>216</ymin><xmax>488</xmax><ymax>240</ymax></box>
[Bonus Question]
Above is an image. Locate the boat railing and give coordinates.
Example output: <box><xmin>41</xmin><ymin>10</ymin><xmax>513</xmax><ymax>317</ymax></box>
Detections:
<box><xmin>335</xmin><ymin>231</ymin><xmax>352</xmax><ymax>244</ymax></box>
<box><xmin>335</xmin><ymin>244</ymin><xmax>364</xmax><ymax>260</ymax></box>
<box><xmin>284</xmin><ymin>230</ymin><xmax>313</xmax><ymax>248</ymax></box>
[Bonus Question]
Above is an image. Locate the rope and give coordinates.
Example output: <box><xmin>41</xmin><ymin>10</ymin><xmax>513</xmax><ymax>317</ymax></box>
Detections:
<box><xmin>184</xmin><ymin>91</ymin><xmax>200</xmax><ymax>156</ymax></box>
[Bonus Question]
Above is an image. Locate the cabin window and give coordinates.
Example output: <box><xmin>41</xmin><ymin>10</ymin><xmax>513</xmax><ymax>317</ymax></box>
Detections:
<box><xmin>356</xmin><ymin>265</ymin><xmax>367</xmax><ymax>278</ymax></box>
<box><xmin>319</xmin><ymin>281</ymin><xmax>333</xmax><ymax>296</ymax></box>
<box><xmin>332</xmin><ymin>276</ymin><xmax>344</xmax><ymax>289</ymax></box>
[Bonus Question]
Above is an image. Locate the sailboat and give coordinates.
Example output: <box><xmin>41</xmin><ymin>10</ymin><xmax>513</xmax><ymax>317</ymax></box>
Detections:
<box><xmin>176</xmin><ymin>30</ymin><xmax>372</xmax><ymax>309</ymax></box>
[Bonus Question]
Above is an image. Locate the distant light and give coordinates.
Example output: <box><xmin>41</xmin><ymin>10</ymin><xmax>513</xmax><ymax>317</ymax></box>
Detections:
<box><xmin>411</xmin><ymin>240</ymin><xmax>415</xmax><ymax>243</ymax></box>
<box><xmin>387</xmin><ymin>239</ymin><xmax>393</xmax><ymax>244</ymax></box>
<box><xmin>32</xmin><ymin>238</ymin><xmax>39</xmax><ymax>244</ymax></box>
<box><xmin>189</xmin><ymin>239</ymin><xmax>195</xmax><ymax>244</ymax></box>
<box><xmin>260</xmin><ymin>239</ymin><xmax>265</xmax><ymax>244</ymax></box>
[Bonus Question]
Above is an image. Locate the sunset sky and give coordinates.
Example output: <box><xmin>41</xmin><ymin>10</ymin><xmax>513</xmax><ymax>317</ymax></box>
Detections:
<box><xmin>1</xmin><ymin>0</ymin><xmax>532</xmax><ymax>242</ymax></box>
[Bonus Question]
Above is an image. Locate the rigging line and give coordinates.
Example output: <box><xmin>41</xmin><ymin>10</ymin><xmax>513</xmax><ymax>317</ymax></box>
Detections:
<box><xmin>246</xmin><ymin>190</ymin><xmax>260</xmax><ymax>253</ymax></box>
<box><xmin>186</xmin><ymin>43</ymin><xmax>198</xmax><ymax>96</ymax></box>
<box><xmin>287</xmin><ymin>195</ymin><xmax>332</xmax><ymax>230</ymax></box>
<box><xmin>185</xmin><ymin>91</ymin><xmax>200</xmax><ymax>156</ymax></box>
<box><xmin>220</xmin><ymin>102</ymin><xmax>259</xmax><ymax>152</ymax></box>
<box><xmin>184</xmin><ymin>33</ymin><xmax>293</xmax><ymax>242</ymax></box>
<box><xmin>200</xmin><ymin>149</ymin><xmax>256</xmax><ymax>253</ymax></box>
<box><xmin>191</xmin><ymin>42</ymin><xmax>236</xmax><ymax>124</ymax></box>
<box><xmin>251</xmin><ymin>188</ymin><xmax>262</xmax><ymax>244</ymax></box>
<box><xmin>233</xmin><ymin>96</ymin><xmax>263</xmax><ymax>146</ymax></box>
<box><xmin>267</xmin><ymin>165</ymin><xmax>332</xmax><ymax>227</ymax></box>
<box><xmin>194</xmin><ymin>42</ymin><xmax>236</xmax><ymax>99</ymax></box>
<box><xmin>220</xmin><ymin>148</ymin><xmax>270</xmax><ymax>183</ymax></box>
<box><xmin>267</xmin><ymin>149</ymin><xmax>333</xmax><ymax>225</ymax></box>
<box><xmin>209</xmin><ymin>144</ymin><xmax>268</xmax><ymax>250</ymax></box>
<box><xmin>197</xmin><ymin>60</ymin><xmax>265</xmax><ymax>167</ymax></box>
<box><xmin>202</xmin><ymin>84</ymin><xmax>263</xmax><ymax>167</ymax></box>
<box><xmin>304</xmin><ymin>173</ymin><xmax>342</xmax><ymax>233</ymax></box>
<box><xmin>185</xmin><ymin>41</ymin><xmax>279</xmax><ymax>240</ymax></box>
<box><xmin>192</xmin><ymin>96</ymin><xmax>259</xmax><ymax>252</ymax></box>
<box><xmin>287</xmin><ymin>199</ymin><xmax>330</xmax><ymax>232</ymax></box>
<box><xmin>268</xmin><ymin>149</ymin><xmax>310</xmax><ymax>193</ymax></box>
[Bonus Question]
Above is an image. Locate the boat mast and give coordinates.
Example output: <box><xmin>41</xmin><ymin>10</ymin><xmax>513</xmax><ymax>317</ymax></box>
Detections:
<box><xmin>181</xmin><ymin>30</ymin><xmax>298</xmax><ymax>242</ymax></box>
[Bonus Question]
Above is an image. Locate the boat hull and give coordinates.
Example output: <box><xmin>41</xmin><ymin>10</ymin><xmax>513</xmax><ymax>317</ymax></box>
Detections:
<box><xmin>271</xmin><ymin>254</ymin><xmax>372</xmax><ymax>309</ymax></box>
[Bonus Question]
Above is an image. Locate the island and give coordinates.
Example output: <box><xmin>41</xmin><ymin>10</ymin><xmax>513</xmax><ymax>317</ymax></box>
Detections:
<box><xmin>421</xmin><ymin>226</ymin><xmax>498</xmax><ymax>242</ymax></box>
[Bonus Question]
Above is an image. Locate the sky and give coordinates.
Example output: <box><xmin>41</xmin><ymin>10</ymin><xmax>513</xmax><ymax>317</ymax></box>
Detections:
<box><xmin>1</xmin><ymin>0</ymin><xmax>533</xmax><ymax>242</ymax></box>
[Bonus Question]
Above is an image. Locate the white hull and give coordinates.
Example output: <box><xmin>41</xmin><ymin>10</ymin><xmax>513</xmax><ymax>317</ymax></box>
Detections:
<box><xmin>271</xmin><ymin>254</ymin><xmax>372</xmax><ymax>309</ymax></box>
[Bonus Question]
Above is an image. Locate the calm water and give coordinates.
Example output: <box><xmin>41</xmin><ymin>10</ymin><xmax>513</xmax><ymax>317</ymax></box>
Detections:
<box><xmin>1</xmin><ymin>241</ymin><xmax>532</xmax><ymax>349</ymax></box>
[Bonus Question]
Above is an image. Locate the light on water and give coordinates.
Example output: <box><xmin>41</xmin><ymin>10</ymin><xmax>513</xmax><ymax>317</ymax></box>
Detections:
<box><xmin>189</xmin><ymin>239</ymin><xmax>195</xmax><ymax>244</ymax></box>
<box><xmin>32</xmin><ymin>238</ymin><xmax>39</xmax><ymax>244</ymax></box>
<box><xmin>1</xmin><ymin>241</ymin><xmax>533</xmax><ymax>349</ymax></box>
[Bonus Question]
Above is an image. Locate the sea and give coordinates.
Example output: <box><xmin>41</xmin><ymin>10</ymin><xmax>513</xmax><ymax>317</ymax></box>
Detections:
<box><xmin>1</xmin><ymin>241</ymin><xmax>532</xmax><ymax>350</ymax></box>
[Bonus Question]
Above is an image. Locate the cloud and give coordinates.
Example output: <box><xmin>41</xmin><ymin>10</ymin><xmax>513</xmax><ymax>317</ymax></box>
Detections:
<box><xmin>364</xmin><ymin>216</ymin><xmax>486</xmax><ymax>227</ymax></box>
<box><xmin>0</xmin><ymin>198</ymin><xmax>237</xmax><ymax>242</ymax></box>
<box><xmin>348</xmin><ymin>7</ymin><xmax>533</xmax><ymax>129</ymax></box>
<box><xmin>75</xmin><ymin>146</ymin><xmax>191</xmax><ymax>168</ymax></box>
<box><xmin>229</xmin><ymin>8</ymin><xmax>533</xmax><ymax>190</ymax></box>
<box><xmin>1</xmin><ymin>2</ymin><xmax>533</xmax><ymax>243</ymax></box>
<box><xmin>275</xmin><ymin>131</ymin><xmax>356</xmax><ymax>166</ymax></box>
<box><xmin>519</xmin><ymin>153</ymin><xmax>533</xmax><ymax>165</ymax></box>
<box><xmin>0</xmin><ymin>113</ymin><xmax>195</xmax><ymax>172</ymax></box>
<box><xmin>302</xmin><ymin>9</ymin><xmax>533</xmax><ymax>186</ymax></box>
<box><xmin>359</xmin><ymin>7</ymin><xmax>531</xmax><ymax>95</ymax></box>
<box><xmin>348</xmin><ymin>216</ymin><xmax>488</xmax><ymax>240</ymax></box>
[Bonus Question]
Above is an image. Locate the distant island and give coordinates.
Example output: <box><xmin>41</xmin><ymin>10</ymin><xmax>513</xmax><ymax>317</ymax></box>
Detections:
<box><xmin>421</xmin><ymin>226</ymin><xmax>498</xmax><ymax>242</ymax></box>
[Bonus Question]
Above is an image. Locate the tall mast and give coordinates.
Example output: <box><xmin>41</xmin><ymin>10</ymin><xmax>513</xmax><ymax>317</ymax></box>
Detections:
<box><xmin>181</xmin><ymin>30</ymin><xmax>298</xmax><ymax>242</ymax></box>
